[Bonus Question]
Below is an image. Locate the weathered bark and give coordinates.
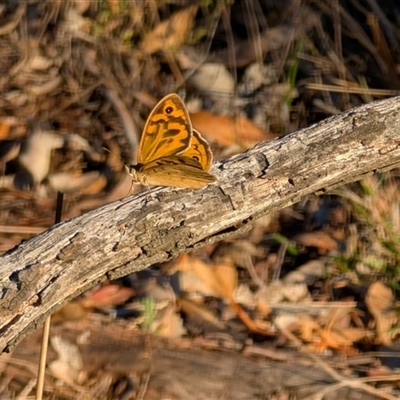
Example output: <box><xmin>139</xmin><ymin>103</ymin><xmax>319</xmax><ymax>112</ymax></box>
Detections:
<box><xmin>1</xmin><ymin>96</ymin><xmax>400</xmax><ymax>353</ymax></box>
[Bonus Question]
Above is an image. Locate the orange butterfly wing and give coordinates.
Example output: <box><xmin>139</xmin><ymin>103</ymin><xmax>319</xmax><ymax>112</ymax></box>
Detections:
<box><xmin>127</xmin><ymin>93</ymin><xmax>216</xmax><ymax>188</ymax></box>
<box><xmin>181</xmin><ymin>129</ymin><xmax>213</xmax><ymax>171</ymax></box>
<box><xmin>140</xmin><ymin>155</ymin><xmax>216</xmax><ymax>188</ymax></box>
<box><xmin>138</xmin><ymin>93</ymin><xmax>192</xmax><ymax>164</ymax></box>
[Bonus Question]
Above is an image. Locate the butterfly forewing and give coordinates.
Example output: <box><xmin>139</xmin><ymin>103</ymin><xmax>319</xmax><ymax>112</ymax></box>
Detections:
<box><xmin>181</xmin><ymin>129</ymin><xmax>213</xmax><ymax>171</ymax></box>
<box><xmin>138</xmin><ymin>94</ymin><xmax>192</xmax><ymax>164</ymax></box>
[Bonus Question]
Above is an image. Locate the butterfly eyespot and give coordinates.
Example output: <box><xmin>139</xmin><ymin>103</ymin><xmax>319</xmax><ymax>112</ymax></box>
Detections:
<box><xmin>192</xmin><ymin>156</ymin><xmax>200</xmax><ymax>161</ymax></box>
<box><xmin>165</xmin><ymin>106</ymin><xmax>173</xmax><ymax>114</ymax></box>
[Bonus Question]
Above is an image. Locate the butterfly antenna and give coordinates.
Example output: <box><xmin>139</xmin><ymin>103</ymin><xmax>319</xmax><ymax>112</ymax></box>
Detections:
<box><xmin>102</xmin><ymin>147</ymin><xmax>125</xmax><ymax>171</ymax></box>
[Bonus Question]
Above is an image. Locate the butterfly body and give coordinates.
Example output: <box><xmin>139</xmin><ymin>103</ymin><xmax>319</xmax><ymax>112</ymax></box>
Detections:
<box><xmin>127</xmin><ymin>93</ymin><xmax>216</xmax><ymax>189</ymax></box>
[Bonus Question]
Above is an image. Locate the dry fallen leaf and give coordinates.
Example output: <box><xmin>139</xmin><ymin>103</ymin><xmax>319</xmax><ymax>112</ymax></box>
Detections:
<box><xmin>320</xmin><ymin>327</ymin><xmax>367</xmax><ymax>348</ymax></box>
<box><xmin>283</xmin><ymin>259</ymin><xmax>325</xmax><ymax>286</ymax></box>
<box><xmin>82</xmin><ymin>284</ymin><xmax>135</xmax><ymax>308</ymax></box>
<box><xmin>140</xmin><ymin>5</ymin><xmax>198</xmax><ymax>54</ymax></box>
<box><xmin>187</xmin><ymin>63</ymin><xmax>235</xmax><ymax>115</ymax></box>
<box><xmin>365</xmin><ymin>281</ymin><xmax>397</xmax><ymax>346</ymax></box>
<box><xmin>150</xmin><ymin>303</ymin><xmax>187</xmax><ymax>337</ymax></box>
<box><xmin>0</xmin><ymin>121</ymin><xmax>11</xmax><ymax>139</ymax></box>
<box><xmin>190</xmin><ymin>110</ymin><xmax>276</xmax><ymax>148</ymax></box>
<box><xmin>213</xmin><ymin>260</ymin><xmax>238</xmax><ymax>301</ymax></box>
<box><xmin>321</xmin><ymin>307</ymin><xmax>368</xmax><ymax>349</ymax></box>
<box><xmin>295</xmin><ymin>314</ymin><xmax>320</xmax><ymax>343</ymax></box>
<box><xmin>178</xmin><ymin>255</ymin><xmax>237</xmax><ymax>301</ymax></box>
<box><xmin>178</xmin><ymin>297</ymin><xmax>224</xmax><ymax>327</ymax></box>
<box><xmin>18</xmin><ymin>128</ymin><xmax>64</xmax><ymax>185</ymax></box>
<box><xmin>177</xmin><ymin>255</ymin><xmax>272</xmax><ymax>335</ymax></box>
<box><xmin>293</xmin><ymin>231</ymin><xmax>338</xmax><ymax>253</ymax></box>
<box><xmin>49</xmin><ymin>336</ymin><xmax>86</xmax><ymax>385</ymax></box>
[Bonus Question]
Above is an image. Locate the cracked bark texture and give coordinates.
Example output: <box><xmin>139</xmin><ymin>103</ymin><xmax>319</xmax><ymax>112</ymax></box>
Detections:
<box><xmin>2</xmin><ymin>96</ymin><xmax>400</xmax><ymax>353</ymax></box>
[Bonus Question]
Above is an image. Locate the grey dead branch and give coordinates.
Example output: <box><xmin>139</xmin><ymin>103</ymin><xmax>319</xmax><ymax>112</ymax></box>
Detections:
<box><xmin>1</xmin><ymin>95</ymin><xmax>400</xmax><ymax>354</ymax></box>
<box><xmin>11</xmin><ymin>321</ymin><xmax>381</xmax><ymax>400</ymax></box>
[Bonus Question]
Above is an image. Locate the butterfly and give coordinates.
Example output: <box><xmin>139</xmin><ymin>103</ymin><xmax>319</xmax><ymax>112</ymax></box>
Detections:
<box><xmin>125</xmin><ymin>93</ymin><xmax>216</xmax><ymax>189</ymax></box>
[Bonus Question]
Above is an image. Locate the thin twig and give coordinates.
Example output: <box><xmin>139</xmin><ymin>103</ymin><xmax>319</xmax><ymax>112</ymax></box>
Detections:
<box><xmin>280</xmin><ymin>327</ymin><xmax>399</xmax><ymax>400</ymax></box>
<box><xmin>35</xmin><ymin>192</ymin><xmax>64</xmax><ymax>400</ymax></box>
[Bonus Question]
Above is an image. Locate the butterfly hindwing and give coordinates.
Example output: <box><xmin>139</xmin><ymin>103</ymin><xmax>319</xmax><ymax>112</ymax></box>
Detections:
<box><xmin>139</xmin><ymin>156</ymin><xmax>216</xmax><ymax>188</ymax></box>
<box><xmin>181</xmin><ymin>129</ymin><xmax>213</xmax><ymax>171</ymax></box>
